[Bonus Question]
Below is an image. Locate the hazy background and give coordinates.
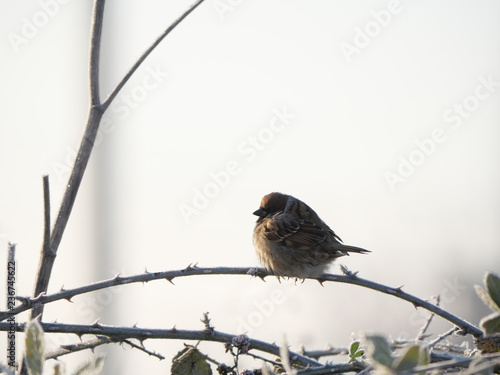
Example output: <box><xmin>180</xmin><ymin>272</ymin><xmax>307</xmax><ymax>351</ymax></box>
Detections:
<box><xmin>1</xmin><ymin>1</ymin><xmax>499</xmax><ymax>374</ymax></box>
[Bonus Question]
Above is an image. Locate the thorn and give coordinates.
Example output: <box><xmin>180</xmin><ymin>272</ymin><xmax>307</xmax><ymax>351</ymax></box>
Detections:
<box><xmin>64</xmin><ymin>295</ymin><xmax>73</xmax><ymax>303</ymax></box>
<box><xmin>138</xmin><ymin>338</ymin><xmax>145</xmax><ymax>347</ymax></box>
<box><xmin>394</xmin><ymin>285</ymin><xmax>404</xmax><ymax>292</ymax></box>
<box><xmin>91</xmin><ymin>319</ymin><xmax>101</xmax><ymax>327</ymax></box>
<box><xmin>76</xmin><ymin>332</ymin><xmax>84</xmax><ymax>341</ymax></box>
<box><xmin>171</xmin><ymin>325</ymin><xmax>177</xmax><ymax>333</ymax></box>
<box><xmin>340</xmin><ymin>264</ymin><xmax>358</xmax><ymax>277</ymax></box>
<box><xmin>247</xmin><ymin>267</ymin><xmax>268</xmax><ymax>282</ymax></box>
<box><xmin>412</xmin><ymin>302</ymin><xmax>420</xmax><ymax>309</ymax></box>
<box><xmin>317</xmin><ymin>278</ymin><xmax>326</xmax><ymax>287</ymax></box>
<box><xmin>133</xmin><ymin>322</ymin><xmax>138</xmax><ymax>328</ymax></box>
<box><xmin>113</xmin><ymin>272</ymin><xmax>122</xmax><ymax>281</ymax></box>
<box><xmin>185</xmin><ymin>262</ymin><xmax>198</xmax><ymax>270</ymax></box>
<box><xmin>144</xmin><ymin>267</ymin><xmax>150</xmax><ymax>274</ymax></box>
<box><xmin>277</xmin><ymin>276</ymin><xmax>282</xmax><ymax>283</ymax></box>
<box><xmin>60</xmin><ymin>285</ymin><xmax>65</xmax><ymax>292</ymax></box>
<box><xmin>165</xmin><ymin>277</ymin><xmax>175</xmax><ymax>285</ymax></box>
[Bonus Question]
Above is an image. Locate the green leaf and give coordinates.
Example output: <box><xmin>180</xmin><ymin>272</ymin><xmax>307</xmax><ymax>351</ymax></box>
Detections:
<box><xmin>418</xmin><ymin>346</ymin><xmax>429</xmax><ymax>367</ymax></box>
<box><xmin>353</xmin><ymin>350</ymin><xmax>365</xmax><ymax>358</ymax></box>
<box><xmin>393</xmin><ymin>345</ymin><xmax>420</xmax><ymax>371</ymax></box>
<box><xmin>480</xmin><ymin>313</ymin><xmax>500</xmax><ymax>335</ymax></box>
<box><xmin>485</xmin><ymin>272</ymin><xmax>500</xmax><ymax>311</ymax></box>
<box><xmin>365</xmin><ymin>335</ymin><xmax>393</xmax><ymax>368</ymax></box>
<box><xmin>350</xmin><ymin>341</ymin><xmax>360</xmax><ymax>355</ymax></box>
<box><xmin>25</xmin><ymin>320</ymin><xmax>45</xmax><ymax>375</ymax></box>
<box><xmin>72</xmin><ymin>355</ymin><xmax>105</xmax><ymax>375</ymax></box>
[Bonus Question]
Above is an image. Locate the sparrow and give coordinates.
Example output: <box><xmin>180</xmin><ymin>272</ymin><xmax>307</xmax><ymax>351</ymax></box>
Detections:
<box><xmin>253</xmin><ymin>192</ymin><xmax>369</xmax><ymax>278</ymax></box>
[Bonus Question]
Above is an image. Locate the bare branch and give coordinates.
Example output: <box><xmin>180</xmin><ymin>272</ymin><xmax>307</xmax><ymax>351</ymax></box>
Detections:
<box><xmin>0</xmin><ymin>267</ymin><xmax>483</xmax><ymax>337</ymax></box>
<box><xmin>2</xmin><ymin>322</ymin><xmax>322</xmax><ymax>368</ymax></box>
<box><xmin>89</xmin><ymin>0</ymin><xmax>105</xmax><ymax>106</ymax></box>
<box><xmin>46</xmin><ymin>336</ymin><xmax>113</xmax><ymax>360</ymax></box>
<box><xmin>101</xmin><ymin>0</ymin><xmax>206</xmax><ymax>109</ymax></box>
<box><xmin>300</xmin><ymin>346</ymin><xmax>348</xmax><ymax>360</ymax></box>
<box><xmin>122</xmin><ymin>339</ymin><xmax>165</xmax><ymax>360</ymax></box>
<box><xmin>31</xmin><ymin>0</ymin><xmax>107</xmax><ymax>321</ymax></box>
<box><xmin>30</xmin><ymin>0</ymin><xmax>205</xmax><ymax>320</ymax></box>
<box><xmin>428</xmin><ymin>327</ymin><xmax>459</xmax><ymax>348</ymax></box>
<box><xmin>31</xmin><ymin>175</ymin><xmax>52</xmax><ymax>319</ymax></box>
<box><xmin>416</xmin><ymin>295</ymin><xmax>439</xmax><ymax>341</ymax></box>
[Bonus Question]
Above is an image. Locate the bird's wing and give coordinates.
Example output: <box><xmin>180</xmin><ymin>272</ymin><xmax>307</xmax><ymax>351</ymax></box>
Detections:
<box><xmin>262</xmin><ymin>212</ymin><xmax>326</xmax><ymax>246</ymax></box>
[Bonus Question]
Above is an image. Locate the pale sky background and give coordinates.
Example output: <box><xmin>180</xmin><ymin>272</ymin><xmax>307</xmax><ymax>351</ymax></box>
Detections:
<box><xmin>1</xmin><ymin>1</ymin><xmax>500</xmax><ymax>374</ymax></box>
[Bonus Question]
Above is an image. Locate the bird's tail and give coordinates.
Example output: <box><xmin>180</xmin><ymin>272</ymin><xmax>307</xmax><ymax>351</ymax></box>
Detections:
<box><xmin>339</xmin><ymin>244</ymin><xmax>370</xmax><ymax>255</ymax></box>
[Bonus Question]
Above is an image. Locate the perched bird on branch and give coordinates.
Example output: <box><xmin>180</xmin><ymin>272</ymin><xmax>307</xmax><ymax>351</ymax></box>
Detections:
<box><xmin>253</xmin><ymin>192</ymin><xmax>369</xmax><ymax>278</ymax></box>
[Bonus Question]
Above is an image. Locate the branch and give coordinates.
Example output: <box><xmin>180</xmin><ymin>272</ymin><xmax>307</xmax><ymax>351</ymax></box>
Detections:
<box><xmin>30</xmin><ymin>0</ymin><xmax>206</xmax><ymax>318</ymax></box>
<box><xmin>89</xmin><ymin>0</ymin><xmax>104</xmax><ymax>106</ymax></box>
<box><xmin>31</xmin><ymin>0</ymin><xmax>107</xmax><ymax>320</ymax></box>
<box><xmin>2</xmin><ymin>267</ymin><xmax>482</xmax><ymax>337</ymax></box>
<box><xmin>31</xmin><ymin>175</ymin><xmax>51</xmax><ymax>319</ymax></box>
<box><xmin>101</xmin><ymin>0</ymin><xmax>206</xmax><ymax>109</ymax></box>
<box><xmin>416</xmin><ymin>295</ymin><xmax>439</xmax><ymax>341</ymax></box>
<box><xmin>1</xmin><ymin>322</ymin><xmax>322</xmax><ymax>368</ymax></box>
<box><xmin>46</xmin><ymin>336</ymin><xmax>113</xmax><ymax>360</ymax></box>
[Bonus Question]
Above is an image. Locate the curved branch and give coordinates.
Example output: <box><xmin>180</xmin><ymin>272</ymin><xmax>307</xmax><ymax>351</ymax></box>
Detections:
<box><xmin>1</xmin><ymin>322</ymin><xmax>322</xmax><ymax>368</ymax></box>
<box><xmin>101</xmin><ymin>0</ymin><xmax>206</xmax><ymax>110</ymax></box>
<box><xmin>1</xmin><ymin>267</ymin><xmax>483</xmax><ymax>337</ymax></box>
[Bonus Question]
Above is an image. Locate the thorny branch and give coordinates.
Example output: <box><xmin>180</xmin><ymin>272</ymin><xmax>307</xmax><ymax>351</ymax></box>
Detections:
<box><xmin>1</xmin><ymin>322</ymin><xmax>323</xmax><ymax>369</ymax></box>
<box><xmin>1</xmin><ymin>267</ymin><xmax>483</xmax><ymax>338</ymax></box>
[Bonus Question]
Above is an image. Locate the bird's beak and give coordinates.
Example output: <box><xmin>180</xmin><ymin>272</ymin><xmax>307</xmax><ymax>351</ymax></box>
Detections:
<box><xmin>253</xmin><ymin>209</ymin><xmax>266</xmax><ymax>217</ymax></box>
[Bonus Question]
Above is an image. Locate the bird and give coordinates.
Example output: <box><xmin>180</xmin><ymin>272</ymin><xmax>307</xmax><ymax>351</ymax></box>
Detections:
<box><xmin>253</xmin><ymin>192</ymin><xmax>369</xmax><ymax>278</ymax></box>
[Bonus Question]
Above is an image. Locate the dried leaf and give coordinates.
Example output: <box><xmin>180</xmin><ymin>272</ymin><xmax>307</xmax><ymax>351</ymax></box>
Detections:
<box><xmin>480</xmin><ymin>313</ymin><xmax>500</xmax><ymax>335</ymax></box>
<box><xmin>171</xmin><ymin>346</ymin><xmax>212</xmax><ymax>375</ymax></box>
<box><xmin>365</xmin><ymin>335</ymin><xmax>393</xmax><ymax>368</ymax></box>
<box><xmin>25</xmin><ymin>320</ymin><xmax>45</xmax><ymax>375</ymax></box>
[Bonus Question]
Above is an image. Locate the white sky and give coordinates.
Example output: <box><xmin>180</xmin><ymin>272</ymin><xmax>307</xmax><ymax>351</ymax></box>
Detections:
<box><xmin>1</xmin><ymin>1</ymin><xmax>500</xmax><ymax>374</ymax></box>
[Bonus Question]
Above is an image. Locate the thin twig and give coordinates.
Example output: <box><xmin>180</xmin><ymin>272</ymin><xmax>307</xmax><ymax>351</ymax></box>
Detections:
<box><xmin>101</xmin><ymin>0</ymin><xmax>206</xmax><ymax>109</ymax></box>
<box><xmin>122</xmin><ymin>339</ymin><xmax>165</xmax><ymax>360</ymax></box>
<box><xmin>416</xmin><ymin>295</ymin><xmax>439</xmax><ymax>341</ymax></box>
<box><xmin>89</xmin><ymin>0</ymin><xmax>104</xmax><ymax>106</ymax></box>
<box><xmin>1</xmin><ymin>322</ymin><xmax>322</xmax><ymax>368</ymax></box>
<box><xmin>300</xmin><ymin>346</ymin><xmax>348</xmax><ymax>359</ymax></box>
<box><xmin>31</xmin><ymin>176</ymin><xmax>51</xmax><ymax>319</ymax></box>
<box><xmin>296</xmin><ymin>362</ymin><xmax>366</xmax><ymax>375</ymax></box>
<box><xmin>46</xmin><ymin>336</ymin><xmax>113</xmax><ymax>359</ymax></box>
<box><xmin>0</xmin><ymin>267</ymin><xmax>483</xmax><ymax>337</ymax></box>
<box><xmin>428</xmin><ymin>327</ymin><xmax>459</xmax><ymax>348</ymax></box>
